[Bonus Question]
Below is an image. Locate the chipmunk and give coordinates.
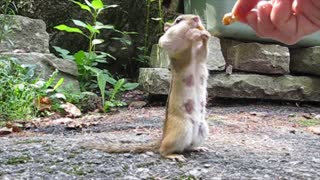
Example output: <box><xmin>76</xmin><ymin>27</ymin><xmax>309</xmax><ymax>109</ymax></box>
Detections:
<box><xmin>82</xmin><ymin>15</ymin><xmax>211</xmax><ymax>162</ymax></box>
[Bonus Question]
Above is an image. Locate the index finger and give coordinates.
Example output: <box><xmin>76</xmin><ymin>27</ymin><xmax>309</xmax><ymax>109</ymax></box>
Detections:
<box><xmin>232</xmin><ymin>0</ymin><xmax>260</xmax><ymax>22</ymax></box>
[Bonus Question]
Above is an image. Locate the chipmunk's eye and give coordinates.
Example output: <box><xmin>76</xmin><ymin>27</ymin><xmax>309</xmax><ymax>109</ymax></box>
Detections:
<box><xmin>175</xmin><ymin>18</ymin><xmax>183</xmax><ymax>24</ymax></box>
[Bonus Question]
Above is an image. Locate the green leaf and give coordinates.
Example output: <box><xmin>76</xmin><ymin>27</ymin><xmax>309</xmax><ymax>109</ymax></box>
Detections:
<box><xmin>84</xmin><ymin>0</ymin><xmax>93</xmax><ymax>8</ymax></box>
<box><xmin>105</xmin><ymin>4</ymin><xmax>119</xmax><ymax>8</ymax></box>
<box><xmin>110</xmin><ymin>78</ymin><xmax>125</xmax><ymax>100</ymax></box>
<box><xmin>71</xmin><ymin>1</ymin><xmax>92</xmax><ymax>13</ymax></box>
<box><xmin>92</xmin><ymin>39</ymin><xmax>104</xmax><ymax>45</ymax></box>
<box><xmin>53</xmin><ymin>78</ymin><xmax>64</xmax><ymax>91</ymax></box>
<box><xmin>72</xmin><ymin>20</ymin><xmax>87</xmax><ymax>28</ymax></box>
<box><xmin>97</xmin><ymin>72</ymin><xmax>108</xmax><ymax>107</ymax></box>
<box><xmin>106</xmin><ymin>53</ymin><xmax>116</xmax><ymax>60</ymax></box>
<box><xmin>94</xmin><ymin>23</ymin><xmax>114</xmax><ymax>30</ymax></box>
<box><xmin>91</xmin><ymin>0</ymin><xmax>104</xmax><ymax>9</ymax></box>
<box><xmin>54</xmin><ymin>24</ymin><xmax>83</xmax><ymax>34</ymax></box>
<box><xmin>104</xmin><ymin>100</ymin><xmax>115</xmax><ymax>111</ymax></box>
<box><xmin>84</xmin><ymin>66</ymin><xmax>101</xmax><ymax>74</ymax></box>
<box><xmin>44</xmin><ymin>70</ymin><xmax>59</xmax><ymax>89</ymax></box>
<box><xmin>122</xmin><ymin>82</ymin><xmax>139</xmax><ymax>91</ymax></box>
<box><xmin>151</xmin><ymin>17</ymin><xmax>162</xmax><ymax>21</ymax></box>
<box><xmin>52</xmin><ymin>46</ymin><xmax>74</xmax><ymax>60</ymax></box>
<box><xmin>74</xmin><ymin>50</ymin><xmax>86</xmax><ymax>66</ymax></box>
<box><xmin>86</xmin><ymin>24</ymin><xmax>100</xmax><ymax>34</ymax></box>
<box><xmin>105</xmin><ymin>75</ymin><xmax>117</xmax><ymax>85</ymax></box>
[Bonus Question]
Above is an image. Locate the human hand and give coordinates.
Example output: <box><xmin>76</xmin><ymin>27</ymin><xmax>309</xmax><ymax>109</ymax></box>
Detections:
<box><xmin>230</xmin><ymin>0</ymin><xmax>320</xmax><ymax>45</ymax></box>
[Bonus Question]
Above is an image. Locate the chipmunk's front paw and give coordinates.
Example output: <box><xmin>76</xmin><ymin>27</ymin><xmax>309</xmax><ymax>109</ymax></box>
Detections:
<box><xmin>200</xmin><ymin>31</ymin><xmax>211</xmax><ymax>41</ymax></box>
<box><xmin>186</xmin><ymin>28</ymin><xmax>202</xmax><ymax>41</ymax></box>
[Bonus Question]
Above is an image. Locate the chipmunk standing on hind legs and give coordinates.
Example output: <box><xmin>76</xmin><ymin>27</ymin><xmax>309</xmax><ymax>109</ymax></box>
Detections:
<box><xmin>82</xmin><ymin>15</ymin><xmax>211</xmax><ymax>162</ymax></box>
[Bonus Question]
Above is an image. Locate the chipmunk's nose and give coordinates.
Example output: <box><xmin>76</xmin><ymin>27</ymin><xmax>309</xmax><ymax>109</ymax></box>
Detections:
<box><xmin>193</xmin><ymin>16</ymin><xmax>200</xmax><ymax>23</ymax></box>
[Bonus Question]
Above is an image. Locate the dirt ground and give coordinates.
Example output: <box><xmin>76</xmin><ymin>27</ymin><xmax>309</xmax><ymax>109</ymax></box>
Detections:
<box><xmin>0</xmin><ymin>102</ymin><xmax>320</xmax><ymax>179</ymax></box>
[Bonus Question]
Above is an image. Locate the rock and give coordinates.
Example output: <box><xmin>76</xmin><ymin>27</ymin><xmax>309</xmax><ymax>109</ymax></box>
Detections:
<box><xmin>220</xmin><ymin>38</ymin><xmax>242</xmax><ymax>61</ymax></box>
<box><xmin>138</xmin><ymin>68</ymin><xmax>320</xmax><ymax>102</ymax></box>
<box><xmin>0</xmin><ymin>15</ymin><xmax>49</xmax><ymax>53</ymax></box>
<box><xmin>290</xmin><ymin>47</ymin><xmax>320</xmax><ymax>76</ymax></box>
<box><xmin>207</xmin><ymin>36</ymin><xmax>226</xmax><ymax>71</ymax></box>
<box><xmin>0</xmin><ymin>52</ymin><xmax>79</xmax><ymax>92</ymax></box>
<box><xmin>227</xmin><ymin>42</ymin><xmax>290</xmax><ymax>74</ymax></box>
<box><xmin>189</xmin><ymin>168</ymin><xmax>202</xmax><ymax>178</ymax></box>
<box><xmin>122</xmin><ymin>176</ymin><xmax>140</xmax><ymax>180</ymax></box>
<box><xmin>314</xmin><ymin>114</ymin><xmax>320</xmax><ymax>120</ymax></box>
<box><xmin>148</xmin><ymin>37</ymin><xmax>226</xmax><ymax>71</ymax></box>
<box><xmin>78</xmin><ymin>92</ymin><xmax>102</xmax><ymax>113</ymax></box>
<box><xmin>149</xmin><ymin>44</ymin><xmax>170</xmax><ymax>68</ymax></box>
<box><xmin>208</xmin><ymin>73</ymin><xmax>320</xmax><ymax>102</ymax></box>
<box><xmin>138</xmin><ymin>68</ymin><xmax>170</xmax><ymax>95</ymax></box>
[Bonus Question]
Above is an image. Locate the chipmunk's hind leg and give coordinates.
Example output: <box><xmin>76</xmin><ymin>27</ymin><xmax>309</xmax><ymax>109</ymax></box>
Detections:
<box><xmin>159</xmin><ymin>122</ymin><xmax>192</xmax><ymax>162</ymax></box>
<box><xmin>159</xmin><ymin>138</ymin><xmax>187</xmax><ymax>162</ymax></box>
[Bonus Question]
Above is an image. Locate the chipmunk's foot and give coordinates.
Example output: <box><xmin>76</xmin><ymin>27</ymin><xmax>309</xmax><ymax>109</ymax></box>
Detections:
<box><xmin>189</xmin><ymin>146</ymin><xmax>209</xmax><ymax>152</ymax></box>
<box><xmin>164</xmin><ymin>154</ymin><xmax>187</xmax><ymax>162</ymax></box>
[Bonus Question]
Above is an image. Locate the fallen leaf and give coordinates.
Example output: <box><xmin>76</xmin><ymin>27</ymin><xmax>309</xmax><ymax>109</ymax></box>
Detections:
<box><xmin>308</xmin><ymin>126</ymin><xmax>320</xmax><ymax>135</ymax></box>
<box><xmin>0</xmin><ymin>127</ymin><xmax>13</xmax><ymax>136</ymax></box>
<box><xmin>6</xmin><ymin>122</ymin><xmax>23</xmax><ymax>133</ymax></box>
<box><xmin>33</xmin><ymin>97</ymin><xmax>52</xmax><ymax>111</ymax></box>
<box><xmin>55</xmin><ymin>118</ymin><xmax>73</xmax><ymax>125</ymax></box>
<box><xmin>302</xmin><ymin>114</ymin><xmax>313</xmax><ymax>119</ymax></box>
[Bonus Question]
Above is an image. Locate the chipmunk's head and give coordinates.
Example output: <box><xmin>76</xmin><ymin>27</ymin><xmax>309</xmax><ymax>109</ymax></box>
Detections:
<box><xmin>159</xmin><ymin>15</ymin><xmax>205</xmax><ymax>58</ymax></box>
<box><xmin>164</xmin><ymin>14</ymin><xmax>205</xmax><ymax>32</ymax></box>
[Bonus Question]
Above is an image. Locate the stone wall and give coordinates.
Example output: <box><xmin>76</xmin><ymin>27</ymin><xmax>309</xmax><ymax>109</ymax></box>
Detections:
<box><xmin>0</xmin><ymin>15</ymin><xmax>80</xmax><ymax>92</ymax></box>
<box><xmin>139</xmin><ymin>37</ymin><xmax>320</xmax><ymax>102</ymax></box>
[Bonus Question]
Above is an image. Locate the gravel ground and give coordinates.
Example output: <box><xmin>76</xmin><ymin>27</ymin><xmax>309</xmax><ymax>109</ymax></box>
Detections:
<box><xmin>0</xmin><ymin>103</ymin><xmax>320</xmax><ymax>179</ymax></box>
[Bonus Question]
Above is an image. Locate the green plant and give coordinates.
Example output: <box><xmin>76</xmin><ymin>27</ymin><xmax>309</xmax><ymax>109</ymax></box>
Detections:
<box><xmin>103</xmin><ymin>77</ymin><xmax>139</xmax><ymax>111</ymax></box>
<box><xmin>54</xmin><ymin>0</ymin><xmax>119</xmax><ymax>90</ymax></box>
<box><xmin>89</xmin><ymin>67</ymin><xmax>139</xmax><ymax>112</ymax></box>
<box><xmin>139</xmin><ymin>0</ymin><xmax>164</xmax><ymax>64</ymax></box>
<box><xmin>0</xmin><ymin>0</ymin><xmax>16</xmax><ymax>14</ymax></box>
<box><xmin>54</xmin><ymin>0</ymin><xmax>139</xmax><ymax>111</ymax></box>
<box><xmin>0</xmin><ymin>57</ymin><xmax>64</xmax><ymax>121</ymax></box>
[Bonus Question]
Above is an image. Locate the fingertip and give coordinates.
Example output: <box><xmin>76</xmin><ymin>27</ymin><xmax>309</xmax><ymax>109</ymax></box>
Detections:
<box><xmin>246</xmin><ymin>10</ymin><xmax>258</xmax><ymax>30</ymax></box>
<box><xmin>232</xmin><ymin>0</ymin><xmax>260</xmax><ymax>22</ymax></box>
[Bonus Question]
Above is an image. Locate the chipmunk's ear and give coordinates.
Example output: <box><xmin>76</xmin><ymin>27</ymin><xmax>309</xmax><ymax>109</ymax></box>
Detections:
<box><xmin>164</xmin><ymin>22</ymin><xmax>172</xmax><ymax>32</ymax></box>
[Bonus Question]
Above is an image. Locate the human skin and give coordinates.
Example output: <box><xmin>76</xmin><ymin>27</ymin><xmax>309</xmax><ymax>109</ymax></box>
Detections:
<box><xmin>231</xmin><ymin>0</ymin><xmax>320</xmax><ymax>44</ymax></box>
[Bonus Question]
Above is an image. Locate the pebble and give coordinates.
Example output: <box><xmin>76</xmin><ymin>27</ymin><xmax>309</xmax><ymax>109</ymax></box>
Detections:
<box><xmin>314</xmin><ymin>114</ymin><xmax>320</xmax><ymax>120</ymax></box>
<box><xmin>145</xmin><ymin>151</ymin><xmax>155</xmax><ymax>156</ymax></box>
<box><xmin>189</xmin><ymin>168</ymin><xmax>202</xmax><ymax>178</ymax></box>
<box><xmin>122</xmin><ymin>176</ymin><xmax>140</xmax><ymax>180</ymax></box>
<box><xmin>124</xmin><ymin>153</ymin><xmax>133</xmax><ymax>158</ymax></box>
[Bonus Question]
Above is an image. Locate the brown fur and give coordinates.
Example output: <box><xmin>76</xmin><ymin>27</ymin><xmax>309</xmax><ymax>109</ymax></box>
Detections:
<box><xmin>82</xmin><ymin>15</ymin><xmax>210</xmax><ymax>162</ymax></box>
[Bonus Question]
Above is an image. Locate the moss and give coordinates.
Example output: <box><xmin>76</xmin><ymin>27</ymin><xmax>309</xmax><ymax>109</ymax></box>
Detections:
<box><xmin>16</xmin><ymin>139</ymin><xmax>43</xmax><ymax>144</ymax></box>
<box><xmin>6</xmin><ymin>155</ymin><xmax>31</xmax><ymax>165</ymax></box>
<box><xmin>298</xmin><ymin>119</ymin><xmax>320</xmax><ymax>127</ymax></box>
<box><xmin>136</xmin><ymin>161</ymin><xmax>156</xmax><ymax>168</ymax></box>
<box><xmin>43</xmin><ymin>168</ymin><xmax>54</xmax><ymax>174</ymax></box>
<box><xmin>71</xmin><ymin>165</ymin><xmax>86</xmax><ymax>176</ymax></box>
<box><xmin>67</xmin><ymin>153</ymin><xmax>77</xmax><ymax>159</ymax></box>
<box><xmin>122</xmin><ymin>164</ymin><xmax>129</xmax><ymax>172</ymax></box>
<box><xmin>176</xmin><ymin>175</ymin><xmax>197</xmax><ymax>180</ymax></box>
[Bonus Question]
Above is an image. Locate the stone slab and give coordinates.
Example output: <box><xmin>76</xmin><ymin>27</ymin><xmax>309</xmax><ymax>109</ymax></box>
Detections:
<box><xmin>0</xmin><ymin>15</ymin><xmax>49</xmax><ymax>53</ymax></box>
<box><xmin>138</xmin><ymin>68</ymin><xmax>320</xmax><ymax>102</ymax></box>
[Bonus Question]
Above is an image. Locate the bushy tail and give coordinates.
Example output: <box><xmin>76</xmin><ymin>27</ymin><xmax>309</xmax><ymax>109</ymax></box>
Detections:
<box><xmin>81</xmin><ymin>141</ymin><xmax>160</xmax><ymax>153</ymax></box>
